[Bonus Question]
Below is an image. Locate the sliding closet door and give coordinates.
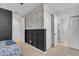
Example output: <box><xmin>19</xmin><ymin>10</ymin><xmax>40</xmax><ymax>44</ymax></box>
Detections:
<box><xmin>67</xmin><ymin>16</ymin><xmax>79</xmax><ymax>49</ymax></box>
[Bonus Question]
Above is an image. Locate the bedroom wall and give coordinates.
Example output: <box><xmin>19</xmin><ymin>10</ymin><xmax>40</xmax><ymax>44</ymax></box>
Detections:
<box><xmin>13</xmin><ymin>14</ymin><xmax>25</xmax><ymax>43</ymax></box>
<box><xmin>19</xmin><ymin>17</ymin><xmax>25</xmax><ymax>43</ymax></box>
<box><xmin>13</xmin><ymin>14</ymin><xmax>21</xmax><ymax>41</ymax></box>
<box><xmin>44</xmin><ymin>5</ymin><xmax>52</xmax><ymax>49</ymax></box>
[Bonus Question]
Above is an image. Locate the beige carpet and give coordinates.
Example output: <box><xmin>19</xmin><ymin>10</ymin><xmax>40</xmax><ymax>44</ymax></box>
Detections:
<box><xmin>15</xmin><ymin>39</ymin><xmax>79</xmax><ymax>56</ymax></box>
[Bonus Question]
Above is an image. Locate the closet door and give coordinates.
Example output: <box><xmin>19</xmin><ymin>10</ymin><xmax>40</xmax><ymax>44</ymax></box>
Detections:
<box><xmin>67</xmin><ymin>16</ymin><xmax>79</xmax><ymax>49</ymax></box>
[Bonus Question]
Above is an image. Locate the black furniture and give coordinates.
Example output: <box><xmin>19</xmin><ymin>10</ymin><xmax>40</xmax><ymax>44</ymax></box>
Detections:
<box><xmin>0</xmin><ymin>8</ymin><xmax>12</xmax><ymax>41</ymax></box>
<box><xmin>25</xmin><ymin>29</ymin><xmax>46</xmax><ymax>51</ymax></box>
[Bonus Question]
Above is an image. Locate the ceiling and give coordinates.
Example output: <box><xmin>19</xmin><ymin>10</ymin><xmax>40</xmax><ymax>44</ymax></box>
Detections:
<box><xmin>0</xmin><ymin>3</ymin><xmax>79</xmax><ymax>16</ymax></box>
<box><xmin>46</xmin><ymin>3</ymin><xmax>79</xmax><ymax>16</ymax></box>
<box><xmin>0</xmin><ymin>3</ymin><xmax>40</xmax><ymax>16</ymax></box>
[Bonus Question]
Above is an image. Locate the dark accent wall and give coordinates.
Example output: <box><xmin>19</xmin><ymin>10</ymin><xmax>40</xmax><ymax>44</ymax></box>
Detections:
<box><xmin>0</xmin><ymin>8</ymin><xmax>12</xmax><ymax>41</ymax></box>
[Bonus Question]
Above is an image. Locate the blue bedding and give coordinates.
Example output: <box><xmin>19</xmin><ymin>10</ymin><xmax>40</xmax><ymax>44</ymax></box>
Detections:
<box><xmin>0</xmin><ymin>40</ymin><xmax>22</xmax><ymax>56</ymax></box>
<box><xmin>6</xmin><ymin>40</ymin><xmax>16</xmax><ymax>45</ymax></box>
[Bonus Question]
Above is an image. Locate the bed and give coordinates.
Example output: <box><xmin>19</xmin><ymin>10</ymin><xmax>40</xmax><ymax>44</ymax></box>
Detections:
<box><xmin>0</xmin><ymin>40</ymin><xmax>22</xmax><ymax>56</ymax></box>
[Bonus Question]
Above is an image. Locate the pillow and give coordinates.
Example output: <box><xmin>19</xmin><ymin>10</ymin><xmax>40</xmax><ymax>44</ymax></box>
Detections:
<box><xmin>5</xmin><ymin>40</ymin><xmax>16</xmax><ymax>45</ymax></box>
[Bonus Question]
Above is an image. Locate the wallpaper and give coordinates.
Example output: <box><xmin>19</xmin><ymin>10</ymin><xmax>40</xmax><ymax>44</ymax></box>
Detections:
<box><xmin>25</xmin><ymin>4</ymin><xmax>44</xmax><ymax>29</ymax></box>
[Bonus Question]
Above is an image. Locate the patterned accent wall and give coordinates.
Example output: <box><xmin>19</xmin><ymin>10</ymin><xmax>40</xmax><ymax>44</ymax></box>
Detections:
<box><xmin>25</xmin><ymin>4</ymin><xmax>44</xmax><ymax>29</ymax></box>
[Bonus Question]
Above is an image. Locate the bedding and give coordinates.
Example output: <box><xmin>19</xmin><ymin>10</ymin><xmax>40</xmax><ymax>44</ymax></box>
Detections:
<box><xmin>0</xmin><ymin>40</ymin><xmax>22</xmax><ymax>56</ymax></box>
<box><xmin>6</xmin><ymin>40</ymin><xmax>16</xmax><ymax>45</ymax></box>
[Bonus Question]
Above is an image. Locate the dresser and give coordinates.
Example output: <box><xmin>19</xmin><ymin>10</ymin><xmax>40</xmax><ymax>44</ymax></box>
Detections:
<box><xmin>25</xmin><ymin>29</ymin><xmax>46</xmax><ymax>51</ymax></box>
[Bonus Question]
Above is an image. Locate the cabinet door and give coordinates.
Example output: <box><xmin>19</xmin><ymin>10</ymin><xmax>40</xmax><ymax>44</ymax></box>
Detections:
<box><xmin>26</xmin><ymin>30</ymin><xmax>33</xmax><ymax>45</ymax></box>
<box><xmin>32</xmin><ymin>30</ymin><xmax>37</xmax><ymax>47</ymax></box>
<box><xmin>25</xmin><ymin>30</ymin><xmax>27</xmax><ymax>43</ymax></box>
<box><xmin>26</xmin><ymin>31</ymin><xmax>30</xmax><ymax>44</ymax></box>
<box><xmin>37</xmin><ymin>30</ymin><xmax>46</xmax><ymax>51</ymax></box>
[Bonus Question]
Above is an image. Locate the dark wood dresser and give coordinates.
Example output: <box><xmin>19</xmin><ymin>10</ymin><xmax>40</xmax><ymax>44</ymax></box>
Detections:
<box><xmin>25</xmin><ymin>29</ymin><xmax>46</xmax><ymax>51</ymax></box>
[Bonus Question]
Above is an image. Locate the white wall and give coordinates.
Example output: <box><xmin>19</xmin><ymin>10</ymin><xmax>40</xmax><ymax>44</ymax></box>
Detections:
<box><xmin>44</xmin><ymin>5</ymin><xmax>51</xmax><ymax>50</ymax></box>
<box><xmin>12</xmin><ymin>13</ymin><xmax>25</xmax><ymax>43</ymax></box>
<box><xmin>54</xmin><ymin>16</ymin><xmax>58</xmax><ymax>47</ymax></box>
<box><xmin>13</xmin><ymin>14</ymin><xmax>20</xmax><ymax>41</ymax></box>
<box><xmin>19</xmin><ymin>17</ymin><xmax>25</xmax><ymax>43</ymax></box>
